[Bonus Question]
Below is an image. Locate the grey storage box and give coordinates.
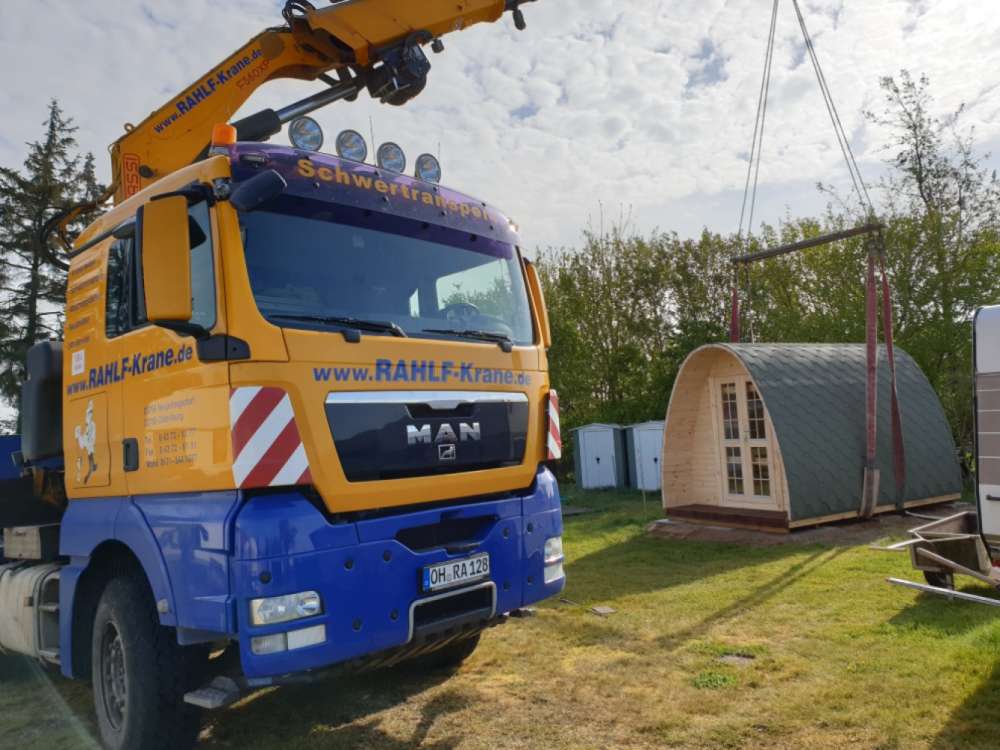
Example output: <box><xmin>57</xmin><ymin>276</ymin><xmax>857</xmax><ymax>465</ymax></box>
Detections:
<box><xmin>572</xmin><ymin>424</ymin><xmax>627</xmax><ymax>490</ymax></box>
<box><xmin>3</xmin><ymin>524</ymin><xmax>60</xmax><ymax>561</ymax></box>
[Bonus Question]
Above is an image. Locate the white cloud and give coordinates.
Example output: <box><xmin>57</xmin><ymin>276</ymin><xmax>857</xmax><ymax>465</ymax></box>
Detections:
<box><xmin>2</xmin><ymin>0</ymin><xmax>999</xmax><ymax>252</ymax></box>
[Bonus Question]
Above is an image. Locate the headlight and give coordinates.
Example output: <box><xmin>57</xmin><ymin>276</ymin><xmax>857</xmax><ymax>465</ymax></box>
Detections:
<box><xmin>250</xmin><ymin>591</ymin><xmax>322</xmax><ymax>626</ymax></box>
<box><xmin>544</xmin><ymin>536</ymin><xmax>565</xmax><ymax>584</ymax></box>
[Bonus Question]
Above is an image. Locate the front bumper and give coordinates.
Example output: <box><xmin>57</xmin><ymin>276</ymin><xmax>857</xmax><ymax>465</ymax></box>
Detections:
<box><xmin>233</xmin><ymin>467</ymin><xmax>564</xmax><ymax>679</ymax></box>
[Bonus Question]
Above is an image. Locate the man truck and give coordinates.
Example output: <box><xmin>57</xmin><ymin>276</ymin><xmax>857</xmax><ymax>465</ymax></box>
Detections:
<box><xmin>0</xmin><ymin>2</ymin><xmax>565</xmax><ymax>749</ymax></box>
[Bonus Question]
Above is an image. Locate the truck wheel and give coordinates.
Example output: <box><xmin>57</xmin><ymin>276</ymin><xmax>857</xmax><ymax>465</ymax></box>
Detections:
<box><xmin>923</xmin><ymin>570</ymin><xmax>955</xmax><ymax>590</ymax></box>
<box><xmin>91</xmin><ymin>572</ymin><xmax>206</xmax><ymax>750</ymax></box>
<box><xmin>408</xmin><ymin>633</ymin><xmax>481</xmax><ymax>671</ymax></box>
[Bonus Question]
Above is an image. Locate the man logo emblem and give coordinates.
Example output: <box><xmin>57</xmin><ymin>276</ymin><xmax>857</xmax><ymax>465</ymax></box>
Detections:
<box><xmin>407</xmin><ymin>422</ymin><xmax>481</xmax><ymax>446</ymax></box>
<box><xmin>438</xmin><ymin>444</ymin><xmax>457</xmax><ymax>461</ymax></box>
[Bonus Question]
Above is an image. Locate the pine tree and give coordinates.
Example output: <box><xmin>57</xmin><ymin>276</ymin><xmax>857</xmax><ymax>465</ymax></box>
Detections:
<box><xmin>0</xmin><ymin>100</ymin><xmax>106</xmax><ymax>426</ymax></box>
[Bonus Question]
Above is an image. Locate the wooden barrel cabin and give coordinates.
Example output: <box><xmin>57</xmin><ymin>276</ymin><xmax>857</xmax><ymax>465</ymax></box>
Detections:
<box><xmin>661</xmin><ymin>344</ymin><xmax>962</xmax><ymax>531</ymax></box>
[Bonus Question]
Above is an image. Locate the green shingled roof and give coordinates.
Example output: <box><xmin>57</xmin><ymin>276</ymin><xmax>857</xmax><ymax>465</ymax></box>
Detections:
<box><xmin>721</xmin><ymin>343</ymin><xmax>962</xmax><ymax>522</ymax></box>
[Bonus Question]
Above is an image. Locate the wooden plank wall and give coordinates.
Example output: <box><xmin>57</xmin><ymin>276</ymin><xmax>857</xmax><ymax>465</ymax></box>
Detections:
<box><xmin>661</xmin><ymin>346</ymin><xmax>790</xmax><ymax>514</ymax></box>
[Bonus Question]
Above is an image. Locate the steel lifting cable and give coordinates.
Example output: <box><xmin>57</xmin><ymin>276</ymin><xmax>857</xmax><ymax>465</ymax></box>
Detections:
<box><xmin>790</xmin><ymin>0</ymin><xmax>874</xmax><ymax>216</ymax></box>
<box><xmin>728</xmin><ymin>0</ymin><xmax>905</xmax><ymax>512</ymax></box>
<box><xmin>732</xmin><ymin>0</ymin><xmax>779</xmax><ymax>342</ymax></box>
<box><xmin>737</xmin><ymin>0</ymin><xmax>780</xmax><ymax>244</ymax></box>
<box><xmin>793</xmin><ymin>0</ymin><xmax>904</xmax><ymax>509</ymax></box>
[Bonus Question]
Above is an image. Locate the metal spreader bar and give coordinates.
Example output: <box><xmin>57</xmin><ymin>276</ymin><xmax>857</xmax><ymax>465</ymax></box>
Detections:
<box><xmin>731</xmin><ymin>222</ymin><xmax>884</xmax><ymax>265</ymax></box>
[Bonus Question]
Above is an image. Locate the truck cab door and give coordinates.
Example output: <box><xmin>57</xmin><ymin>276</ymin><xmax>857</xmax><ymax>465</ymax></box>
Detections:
<box><xmin>975</xmin><ymin>306</ymin><xmax>1000</xmax><ymax>553</ymax></box>
<box><xmin>118</xmin><ymin>198</ymin><xmax>232</xmax><ymax>495</ymax></box>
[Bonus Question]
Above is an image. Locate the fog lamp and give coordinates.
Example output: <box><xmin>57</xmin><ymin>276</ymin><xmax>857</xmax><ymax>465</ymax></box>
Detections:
<box><xmin>251</xmin><ymin>633</ymin><xmax>286</xmax><ymax>655</ymax></box>
<box><xmin>414</xmin><ymin>153</ymin><xmax>442</xmax><ymax>183</ymax></box>
<box><xmin>336</xmin><ymin>129</ymin><xmax>369</xmax><ymax>163</ymax></box>
<box><xmin>377</xmin><ymin>142</ymin><xmax>407</xmax><ymax>173</ymax></box>
<box><xmin>288</xmin><ymin>116</ymin><xmax>324</xmax><ymax>152</ymax></box>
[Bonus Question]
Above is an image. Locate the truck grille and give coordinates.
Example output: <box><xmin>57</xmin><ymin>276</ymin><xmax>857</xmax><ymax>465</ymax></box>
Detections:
<box><xmin>325</xmin><ymin>391</ymin><xmax>528</xmax><ymax>482</ymax></box>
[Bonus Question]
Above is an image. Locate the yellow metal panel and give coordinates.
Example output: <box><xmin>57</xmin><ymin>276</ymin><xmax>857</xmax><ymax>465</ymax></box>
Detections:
<box><xmin>66</xmin><ymin>393</ymin><xmax>111</xmax><ymax>490</ymax></box>
<box><xmin>309</xmin><ymin>0</ymin><xmax>506</xmax><ymax>64</ymax></box>
<box><xmin>121</xmin><ymin>205</ymin><xmax>234</xmax><ymax>495</ymax></box>
<box><xmin>64</xmin><ymin>242</ymin><xmax>130</xmax><ymax>500</ymax></box>
<box><xmin>121</xmin><ymin>337</ymin><xmax>233</xmax><ymax>494</ymax></box>
<box><xmin>110</xmin><ymin>29</ymin><xmax>329</xmax><ymax>202</ymax></box>
<box><xmin>523</xmin><ymin>260</ymin><xmax>551</xmax><ymax>349</ymax></box>
<box><xmin>231</xmin><ymin>329</ymin><xmax>549</xmax><ymax>514</ymax></box>
<box><xmin>65</xmin><ymin>177</ymin><xmax>237</xmax><ymax>500</ymax></box>
<box><xmin>141</xmin><ymin>195</ymin><xmax>192</xmax><ymax>322</ymax></box>
<box><xmin>215</xmin><ymin>202</ymin><xmax>289</xmax><ymax>363</ymax></box>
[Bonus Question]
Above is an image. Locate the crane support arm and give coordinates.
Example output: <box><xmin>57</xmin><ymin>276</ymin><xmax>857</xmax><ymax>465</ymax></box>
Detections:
<box><xmin>108</xmin><ymin>0</ymin><xmax>529</xmax><ymax>203</ymax></box>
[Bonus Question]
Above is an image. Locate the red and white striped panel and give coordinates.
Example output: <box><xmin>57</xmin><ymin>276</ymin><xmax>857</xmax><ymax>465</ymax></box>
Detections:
<box><xmin>547</xmin><ymin>390</ymin><xmax>562</xmax><ymax>460</ymax></box>
<box><xmin>229</xmin><ymin>387</ymin><xmax>313</xmax><ymax>489</ymax></box>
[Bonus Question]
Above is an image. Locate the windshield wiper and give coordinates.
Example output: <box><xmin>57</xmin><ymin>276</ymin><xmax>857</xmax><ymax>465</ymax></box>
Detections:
<box><xmin>423</xmin><ymin>328</ymin><xmax>514</xmax><ymax>353</ymax></box>
<box><xmin>270</xmin><ymin>314</ymin><xmax>407</xmax><ymax>339</ymax></box>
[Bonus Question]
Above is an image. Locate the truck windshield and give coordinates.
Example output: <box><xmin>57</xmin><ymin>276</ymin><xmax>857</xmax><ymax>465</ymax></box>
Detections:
<box><xmin>239</xmin><ymin>208</ymin><xmax>535</xmax><ymax>346</ymax></box>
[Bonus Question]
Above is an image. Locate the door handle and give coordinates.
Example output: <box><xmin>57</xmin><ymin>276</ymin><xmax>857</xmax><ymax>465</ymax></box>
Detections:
<box><xmin>122</xmin><ymin>438</ymin><xmax>139</xmax><ymax>473</ymax></box>
<box><xmin>987</xmin><ymin>495</ymin><xmax>1000</xmax><ymax>502</ymax></box>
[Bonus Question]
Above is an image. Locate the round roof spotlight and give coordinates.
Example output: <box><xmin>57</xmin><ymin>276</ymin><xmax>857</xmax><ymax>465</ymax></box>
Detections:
<box><xmin>414</xmin><ymin>153</ymin><xmax>442</xmax><ymax>184</ymax></box>
<box><xmin>288</xmin><ymin>116</ymin><xmax>324</xmax><ymax>152</ymax></box>
<box><xmin>335</xmin><ymin>129</ymin><xmax>368</xmax><ymax>163</ymax></box>
<box><xmin>376</xmin><ymin>142</ymin><xmax>407</xmax><ymax>174</ymax></box>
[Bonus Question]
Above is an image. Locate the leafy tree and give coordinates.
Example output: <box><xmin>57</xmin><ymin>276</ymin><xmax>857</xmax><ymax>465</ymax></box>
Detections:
<box><xmin>538</xmin><ymin>225</ymin><xmax>739</xmax><ymax>471</ymax></box>
<box><xmin>866</xmin><ymin>72</ymin><xmax>1000</xmax><ymax>451</ymax></box>
<box><xmin>0</xmin><ymin>100</ymin><xmax>105</xmax><ymax>425</ymax></box>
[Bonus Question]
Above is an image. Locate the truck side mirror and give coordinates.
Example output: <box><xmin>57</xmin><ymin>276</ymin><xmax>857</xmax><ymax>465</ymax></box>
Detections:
<box><xmin>230</xmin><ymin>169</ymin><xmax>287</xmax><ymax>212</ymax></box>
<box><xmin>523</xmin><ymin>258</ymin><xmax>551</xmax><ymax>349</ymax></box>
<box><xmin>140</xmin><ymin>195</ymin><xmax>193</xmax><ymax>324</ymax></box>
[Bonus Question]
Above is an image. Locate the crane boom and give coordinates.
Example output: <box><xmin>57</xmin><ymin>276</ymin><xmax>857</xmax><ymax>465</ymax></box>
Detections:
<box><xmin>108</xmin><ymin>0</ymin><xmax>531</xmax><ymax>204</ymax></box>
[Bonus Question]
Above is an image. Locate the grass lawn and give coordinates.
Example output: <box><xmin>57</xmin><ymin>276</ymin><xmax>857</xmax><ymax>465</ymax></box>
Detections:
<box><xmin>3</xmin><ymin>487</ymin><xmax>1000</xmax><ymax>749</ymax></box>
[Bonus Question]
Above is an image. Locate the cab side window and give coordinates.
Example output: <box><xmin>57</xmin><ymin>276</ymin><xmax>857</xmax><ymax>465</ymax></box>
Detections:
<box><xmin>188</xmin><ymin>202</ymin><xmax>216</xmax><ymax>330</ymax></box>
<box><xmin>104</xmin><ymin>202</ymin><xmax>216</xmax><ymax>338</ymax></box>
<box><xmin>105</xmin><ymin>238</ymin><xmax>140</xmax><ymax>338</ymax></box>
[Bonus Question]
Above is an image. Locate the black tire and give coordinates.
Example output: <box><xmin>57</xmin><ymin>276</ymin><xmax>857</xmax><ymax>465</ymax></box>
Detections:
<box><xmin>406</xmin><ymin>633</ymin><xmax>481</xmax><ymax>671</ymax></box>
<box><xmin>924</xmin><ymin>570</ymin><xmax>955</xmax><ymax>590</ymax></box>
<box><xmin>91</xmin><ymin>572</ymin><xmax>206</xmax><ymax>750</ymax></box>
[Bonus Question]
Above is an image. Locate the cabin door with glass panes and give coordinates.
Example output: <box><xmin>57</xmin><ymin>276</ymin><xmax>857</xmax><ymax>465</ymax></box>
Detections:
<box><xmin>713</xmin><ymin>378</ymin><xmax>779</xmax><ymax>510</ymax></box>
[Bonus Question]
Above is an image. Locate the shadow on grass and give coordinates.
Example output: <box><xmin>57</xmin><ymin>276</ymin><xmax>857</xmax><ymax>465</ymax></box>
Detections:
<box><xmin>564</xmin><ymin>524</ymin><xmax>837</xmax><ymax>603</ymax></box>
<box><xmin>886</xmin><ymin>583</ymin><xmax>1000</xmax><ymax>636</ymax></box>
<box><xmin>564</xmin><ymin>508</ymin><xmax>848</xmax><ymax>654</ymax></box>
<box><xmin>653</xmin><ymin>546</ymin><xmax>847</xmax><ymax>652</ymax></box>
<box><xmin>202</xmin><ymin>664</ymin><xmax>470</xmax><ymax>750</ymax></box>
<box><xmin>932</xmin><ymin>659</ymin><xmax>1000</xmax><ymax>750</ymax></box>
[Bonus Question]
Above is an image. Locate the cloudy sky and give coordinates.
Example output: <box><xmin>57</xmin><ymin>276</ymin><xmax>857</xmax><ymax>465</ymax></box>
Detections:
<box><xmin>3</xmin><ymin>0</ymin><xmax>1000</xmax><ymax>253</ymax></box>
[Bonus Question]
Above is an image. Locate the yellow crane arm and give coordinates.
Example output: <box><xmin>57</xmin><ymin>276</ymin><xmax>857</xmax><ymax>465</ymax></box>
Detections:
<box><xmin>108</xmin><ymin>0</ymin><xmax>533</xmax><ymax>204</ymax></box>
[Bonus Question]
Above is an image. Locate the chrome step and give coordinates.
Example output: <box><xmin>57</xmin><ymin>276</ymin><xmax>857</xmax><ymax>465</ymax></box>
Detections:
<box><xmin>38</xmin><ymin>647</ymin><xmax>60</xmax><ymax>665</ymax></box>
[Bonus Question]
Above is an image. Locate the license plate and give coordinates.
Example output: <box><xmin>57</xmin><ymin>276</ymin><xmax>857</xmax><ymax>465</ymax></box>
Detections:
<box><xmin>422</xmin><ymin>553</ymin><xmax>490</xmax><ymax>593</ymax></box>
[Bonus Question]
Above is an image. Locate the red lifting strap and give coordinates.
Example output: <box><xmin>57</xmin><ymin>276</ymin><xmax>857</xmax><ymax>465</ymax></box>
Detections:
<box><xmin>879</xmin><ymin>251</ymin><xmax>906</xmax><ymax>508</ymax></box>
<box><xmin>729</xmin><ymin>281</ymin><xmax>742</xmax><ymax>343</ymax></box>
<box><xmin>861</xmin><ymin>248</ymin><xmax>880</xmax><ymax>517</ymax></box>
<box><xmin>861</xmin><ymin>235</ymin><xmax>906</xmax><ymax>517</ymax></box>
